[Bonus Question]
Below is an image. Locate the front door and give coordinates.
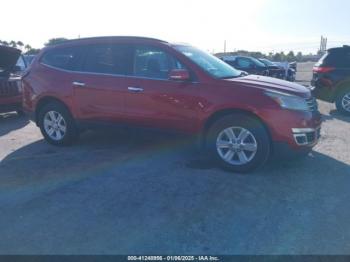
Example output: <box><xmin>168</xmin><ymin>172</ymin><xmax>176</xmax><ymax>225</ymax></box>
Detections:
<box><xmin>123</xmin><ymin>45</ymin><xmax>201</xmax><ymax>133</ymax></box>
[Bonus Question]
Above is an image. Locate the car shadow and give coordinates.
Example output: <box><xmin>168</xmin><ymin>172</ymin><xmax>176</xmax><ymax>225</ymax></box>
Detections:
<box><xmin>0</xmin><ymin>112</ymin><xmax>30</xmax><ymax>137</ymax></box>
<box><xmin>1</xmin><ymin>128</ymin><xmax>350</xmax><ymax>254</ymax></box>
<box><xmin>1</xmin><ymin>127</ymin><xmax>348</xmax><ymax>180</ymax></box>
<box><xmin>321</xmin><ymin>109</ymin><xmax>350</xmax><ymax>123</ymax></box>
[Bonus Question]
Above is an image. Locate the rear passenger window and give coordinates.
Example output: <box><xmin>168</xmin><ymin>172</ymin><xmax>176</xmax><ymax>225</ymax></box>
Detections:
<box><xmin>83</xmin><ymin>45</ymin><xmax>132</xmax><ymax>75</ymax></box>
<box><xmin>323</xmin><ymin>51</ymin><xmax>350</xmax><ymax>67</ymax></box>
<box><xmin>41</xmin><ymin>47</ymin><xmax>82</xmax><ymax>71</ymax></box>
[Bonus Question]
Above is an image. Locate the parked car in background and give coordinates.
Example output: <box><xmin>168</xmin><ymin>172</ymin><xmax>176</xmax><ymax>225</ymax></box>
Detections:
<box><xmin>0</xmin><ymin>45</ymin><xmax>25</xmax><ymax>115</ymax></box>
<box><xmin>259</xmin><ymin>58</ymin><xmax>286</xmax><ymax>79</ymax></box>
<box><xmin>289</xmin><ymin>61</ymin><xmax>297</xmax><ymax>72</ymax></box>
<box><xmin>259</xmin><ymin>58</ymin><xmax>296</xmax><ymax>82</ymax></box>
<box><xmin>311</xmin><ymin>45</ymin><xmax>350</xmax><ymax>115</ymax></box>
<box><xmin>272</xmin><ymin>61</ymin><xmax>296</xmax><ymax>82</ymax></box>
<box><xmin>220</xmin><ymin>56</ymin><xmax>269</xmax><ymax>76</ymax></box>
<box><xmin>23</xmin><ymin>36</ymin><xmax>321</xmax><ymax>172</ymax></box>
<box><xmin>23</xmin><ymin>55</ymin><xmax>36</xmax><ymax>66</ymax></box>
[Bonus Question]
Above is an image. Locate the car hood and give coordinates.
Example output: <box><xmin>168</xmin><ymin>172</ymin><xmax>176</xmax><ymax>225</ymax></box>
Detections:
<box><xmin>230</xmin><ymin>75</ymin><xmax>310</xmax><ymax>97</ymax></box>
<box><xmin>0</xmin><ymin>45</ymin><xmax>21</xmax><ymax>74</ymax></box>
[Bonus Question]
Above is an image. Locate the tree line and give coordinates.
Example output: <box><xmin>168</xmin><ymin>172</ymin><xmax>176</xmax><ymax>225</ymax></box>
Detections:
<box><xmin>0</xmin><ymin>38</ymin><xmax>68</xmax><ymax>55</ymax></box>
<box><xmin>215</xmin><ymin>50</ymin><xmax>321</xmax><ymax>62</ymax></box>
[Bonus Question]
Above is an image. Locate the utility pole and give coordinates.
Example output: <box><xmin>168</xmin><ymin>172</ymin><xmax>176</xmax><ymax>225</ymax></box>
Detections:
<box><xmin>319</xmin><ymin>36</ymin><xmax>328</xmax><ymax>54</ymax></box>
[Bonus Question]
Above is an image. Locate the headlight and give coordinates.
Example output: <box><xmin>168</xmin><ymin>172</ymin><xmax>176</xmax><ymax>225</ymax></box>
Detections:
<box><xmin>265</xmin><ymin>90</ymin><xmax>309</xmax><ymax>111</ymax></box>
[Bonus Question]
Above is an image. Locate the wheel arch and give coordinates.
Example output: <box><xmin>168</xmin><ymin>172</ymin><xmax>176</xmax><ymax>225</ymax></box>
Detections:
<box><xmin>201</xmin><ymin>108</ymin><xmax>272</xmax><ymax>148</ymax></box>
<box><xmin>34</xmin><ymin>96</ymin><xmax>72</xmax><ymax>125</ymax></box>
<box><xmin>334</xmin><ymin>80</ymin><xmax>350</xmax><ymax>99</ymax></box>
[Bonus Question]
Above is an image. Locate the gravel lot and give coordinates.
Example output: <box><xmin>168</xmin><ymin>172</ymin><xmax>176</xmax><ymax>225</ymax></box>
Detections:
<box><xmin>0</xmin><ymin>64</ymin><xmax>349</xmax><ymax>254</ymax></box>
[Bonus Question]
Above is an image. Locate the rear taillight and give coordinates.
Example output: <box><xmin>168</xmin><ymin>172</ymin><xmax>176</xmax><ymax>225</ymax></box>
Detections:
<box><xmin>313</xmin><ymin>66</ymin><xmax>335</xmax><ymax>73</ymax></box>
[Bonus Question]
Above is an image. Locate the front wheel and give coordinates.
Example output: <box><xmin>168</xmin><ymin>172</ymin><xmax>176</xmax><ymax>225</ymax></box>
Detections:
<box><xmin>38</xmin><ymin>102</ymin><xmax>79</xmax><ymax>146</ymax></box>
<box><xmin>335</xmin><ymin>87</ymin><xmax>350</xmax><ymax>116</ymax></box>
<box><xmin>206</xmin><ymin>114</ymin><xmax>271</xmax><ymax>173</ymax></box>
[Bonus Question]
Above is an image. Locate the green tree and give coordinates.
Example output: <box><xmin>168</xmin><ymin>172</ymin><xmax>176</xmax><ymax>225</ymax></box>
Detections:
<box><xmin>9</xmin><ymin>40</ymin><xmax>17</xmax><ymax>48</ymax></box>
<box><xmin>273</xmin><ymin>52</ymin><xmax>282</xmax><ymax>61</ymax></box>
<box><xmin>45</xmin><ymin>38</ymin><xmax>69</xmax><ymax>46</ymax></box>
<box><xmin>296</xmin><ymin>51</ymin><xmax>303</xmax><ymax>62</ymax></box>
<box><xmin>286</xmin><ymin>51</ymin><xmax>295</xmax><ymax>62</ymax></box>
<box><xmin>25</xmin><ymin>48</ymin><xmax>41</xmax><ymax>55</ymax></box>
<box><xmin>16</xmin><ymin>41</ymin><xmax>24</xmax><ymax>48</ymax></box>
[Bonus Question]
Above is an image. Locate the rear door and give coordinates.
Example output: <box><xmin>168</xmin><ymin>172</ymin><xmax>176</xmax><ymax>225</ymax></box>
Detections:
<box><xmin>73</xmin><ymin>44</ymin><xmax>133</xmax><ymax>122</ymax></box>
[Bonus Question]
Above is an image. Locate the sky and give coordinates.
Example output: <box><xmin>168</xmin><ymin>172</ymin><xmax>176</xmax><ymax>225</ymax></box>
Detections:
<box><xmin>1</xmin><ymin>0</ymin><xmax>350</xmax><ymax>54</ymax></box>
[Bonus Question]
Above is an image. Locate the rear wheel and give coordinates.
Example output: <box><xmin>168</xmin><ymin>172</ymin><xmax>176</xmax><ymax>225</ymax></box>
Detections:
<box><xmin>335</xmin><ymin>87</ymin><xmax>350</xmax><ymax>115</ymax></box>
<box><xmin>38</xmin><ymin>102</ymin><xmax>79</xmax><ymax>146</ymax></box>
<box><xmin>206</xmin><ymin>114</ymin><xmax>270</xmax><ymax>173</ymax></box>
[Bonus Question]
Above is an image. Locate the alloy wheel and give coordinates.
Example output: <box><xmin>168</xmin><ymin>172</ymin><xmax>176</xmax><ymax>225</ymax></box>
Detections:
<box><xmin>43</xmin><ymin>111</ymin><xmax>67</xmax><ymax>141</ymax></box>
<box><xmin>216</xmin><ymin>126</ymin><xmax>258</xmax><ymax>166</ymax></box>
<box><xmin>341</xmin><ymin>93</ymin><xmax>350</xmax><ymax>112</ymax></box>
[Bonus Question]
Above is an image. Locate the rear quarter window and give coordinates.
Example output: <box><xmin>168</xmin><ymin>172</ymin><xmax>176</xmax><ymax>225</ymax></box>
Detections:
<box><xmin>319</xmin><ymin>50</ymin><xmax>350</xmax><ymax>67</ymax></box>
<box><xmin>41</xmin><ymin>47</ymin><xmax>83</xmax><ymax>71</ymax></box>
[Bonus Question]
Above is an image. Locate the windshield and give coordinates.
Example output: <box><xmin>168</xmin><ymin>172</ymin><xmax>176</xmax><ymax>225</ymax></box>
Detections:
<box><xmin>250</xmin><ymin>57</ymin><xmax>267</xmax><ymax>67</ymax></box>
<box><xmin>260</xmin><ymin>58</ymin><xmax>275</xmax><ymax>67</ymax></box>
<box><xmin>174</xmin><ymin>45</ymin><xmax>241</xmax><ymax>79</ymax></box>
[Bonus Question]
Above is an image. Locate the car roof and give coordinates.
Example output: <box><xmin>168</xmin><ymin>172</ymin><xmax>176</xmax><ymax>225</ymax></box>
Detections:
<box><xmin>220</xmin><ymin>55</ymin><xmax>253</xmax><ymax>61</ymax></box>
<box><xmin>48</xmin><ymin>36</ymin><xmax>168</xmax><ymax>48</ymax></box>
<box><xmin>328</xmin><ymin>45</ymin><xmax>350</xmax><ymax>52</ymax></box>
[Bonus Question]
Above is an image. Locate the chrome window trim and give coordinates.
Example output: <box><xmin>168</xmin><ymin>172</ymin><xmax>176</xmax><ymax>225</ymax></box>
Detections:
<box><xmin>40</xmin><ymin>63</ymin><xmax>200</xmax><ymax>84</ymax></box>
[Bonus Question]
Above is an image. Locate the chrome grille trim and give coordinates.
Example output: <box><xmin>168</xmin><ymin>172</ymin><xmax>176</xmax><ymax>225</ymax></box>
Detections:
<box><xmin>0</xmin><ymin>80</ymin><xmax>20</xmax><ymax>97</ymax></box>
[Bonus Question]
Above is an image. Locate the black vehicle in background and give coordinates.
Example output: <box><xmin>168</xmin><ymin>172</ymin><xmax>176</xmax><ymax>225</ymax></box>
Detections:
<box><xmin>312</xmin><ymin>45</ymin><xmax>350</xmax><ymax>115</ymax></box>
<box><xmin>259</xmin><ymin>58</ymin><xmax>296</xmax><ymax>82</ymax></box>
<box><xmin>221</xmin><ymin>56</ymin><xmax>269</xmax><ymax>76</ymax></box>
<box><xmin>259</xmin><ymin>58</ymin><xmax>285</xmax><ymax>79</ymax></box>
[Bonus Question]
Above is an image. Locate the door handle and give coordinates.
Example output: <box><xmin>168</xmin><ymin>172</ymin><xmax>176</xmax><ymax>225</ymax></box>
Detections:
<box><xmin>128</xmin><ymin>86</ymin><xmax>144</xmax><ymax>93</ymax></box>
<box><xmin>72</xmin><ymin>81</ymin><xmax>86</xmax><ymax>87</ymax></box>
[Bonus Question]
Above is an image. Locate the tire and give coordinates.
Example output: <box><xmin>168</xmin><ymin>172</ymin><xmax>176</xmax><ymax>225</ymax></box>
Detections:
<box><xmin>38</xmin><ymin>101</ymin><xmax>79</xmax><ymax>146</ymax></box>
<box><xmin>335</xmin><ymin>87</ymin><xmax>350</xmax><ymax>116</ymax></box>
<box><xmin>206</xmin><ymin>113</ymin><xmax>271</xmax><ymax>173</ymax></box>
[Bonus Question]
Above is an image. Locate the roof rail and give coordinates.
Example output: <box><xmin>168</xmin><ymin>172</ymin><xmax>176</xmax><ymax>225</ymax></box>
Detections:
<box><xmin>50</xmin><ymin>36</ymin><xmax>168</xmax><ymax>46</ymax></box>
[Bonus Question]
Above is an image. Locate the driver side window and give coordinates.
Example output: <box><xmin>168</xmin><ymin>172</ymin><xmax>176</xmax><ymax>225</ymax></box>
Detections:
<box><xmin>133</xmin><ymin>46</ymin><xmax>185</xmax><ymax>80</ymax></box>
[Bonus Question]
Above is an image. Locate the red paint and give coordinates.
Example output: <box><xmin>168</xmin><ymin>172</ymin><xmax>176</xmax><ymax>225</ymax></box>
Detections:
<box><xmin>22</xmin><ymin>37</ymin><xmax>321</xmax><ymax>150</ymax></box>
<box><xmin>313</xmin><ymin>66</ymin><xmax>335</xmax><ymax>74</ymax></box>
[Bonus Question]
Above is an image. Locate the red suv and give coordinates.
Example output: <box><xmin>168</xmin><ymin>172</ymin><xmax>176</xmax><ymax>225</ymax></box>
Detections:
<box><xmin>23</xmin><ymin>37</ymin><xmax>322</xmax><ymax>172</ymax></box>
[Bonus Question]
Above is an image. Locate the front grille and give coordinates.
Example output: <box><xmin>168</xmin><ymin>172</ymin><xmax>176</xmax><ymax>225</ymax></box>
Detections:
<box><xmin>0</xmin><ymin>80</ymin><xmax>20</xmax><ymax>97</ymax></box>
<box><xmin>306</xmin><ymin>132</ymin><xmax>316</xmax><ymax>142</ymax></box>
<box><xmin>306</xmin><ymin>97</ymin><xmax>318</xmax><ymax>112</ymax></box>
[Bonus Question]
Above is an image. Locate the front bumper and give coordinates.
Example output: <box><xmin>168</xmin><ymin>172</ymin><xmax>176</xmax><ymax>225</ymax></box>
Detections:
<box><xmin>261</xmin><ymin>106</ymin><xmax>322</xmax><ymax>152</ymax></box>
<box><xmin>0</xmin><ymin>95</ymin><xmax>22</xmax><ymax>113</ymax></box>
<box><xmin>0</xmin><ymin>103</ymin><xmax>22</xmax><ymax>113</ymax></box>
<box><xmin>292</xmin><ymin>127</ymin><xmax>321</xmax><ymax>146</ymax></box>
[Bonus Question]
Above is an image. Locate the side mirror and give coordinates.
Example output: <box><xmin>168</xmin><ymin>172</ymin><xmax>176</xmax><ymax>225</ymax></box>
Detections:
<box><xmin>169</xmin><ymin>69</ymin><xmax>190</xmax><ymax>81</ymax></box>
